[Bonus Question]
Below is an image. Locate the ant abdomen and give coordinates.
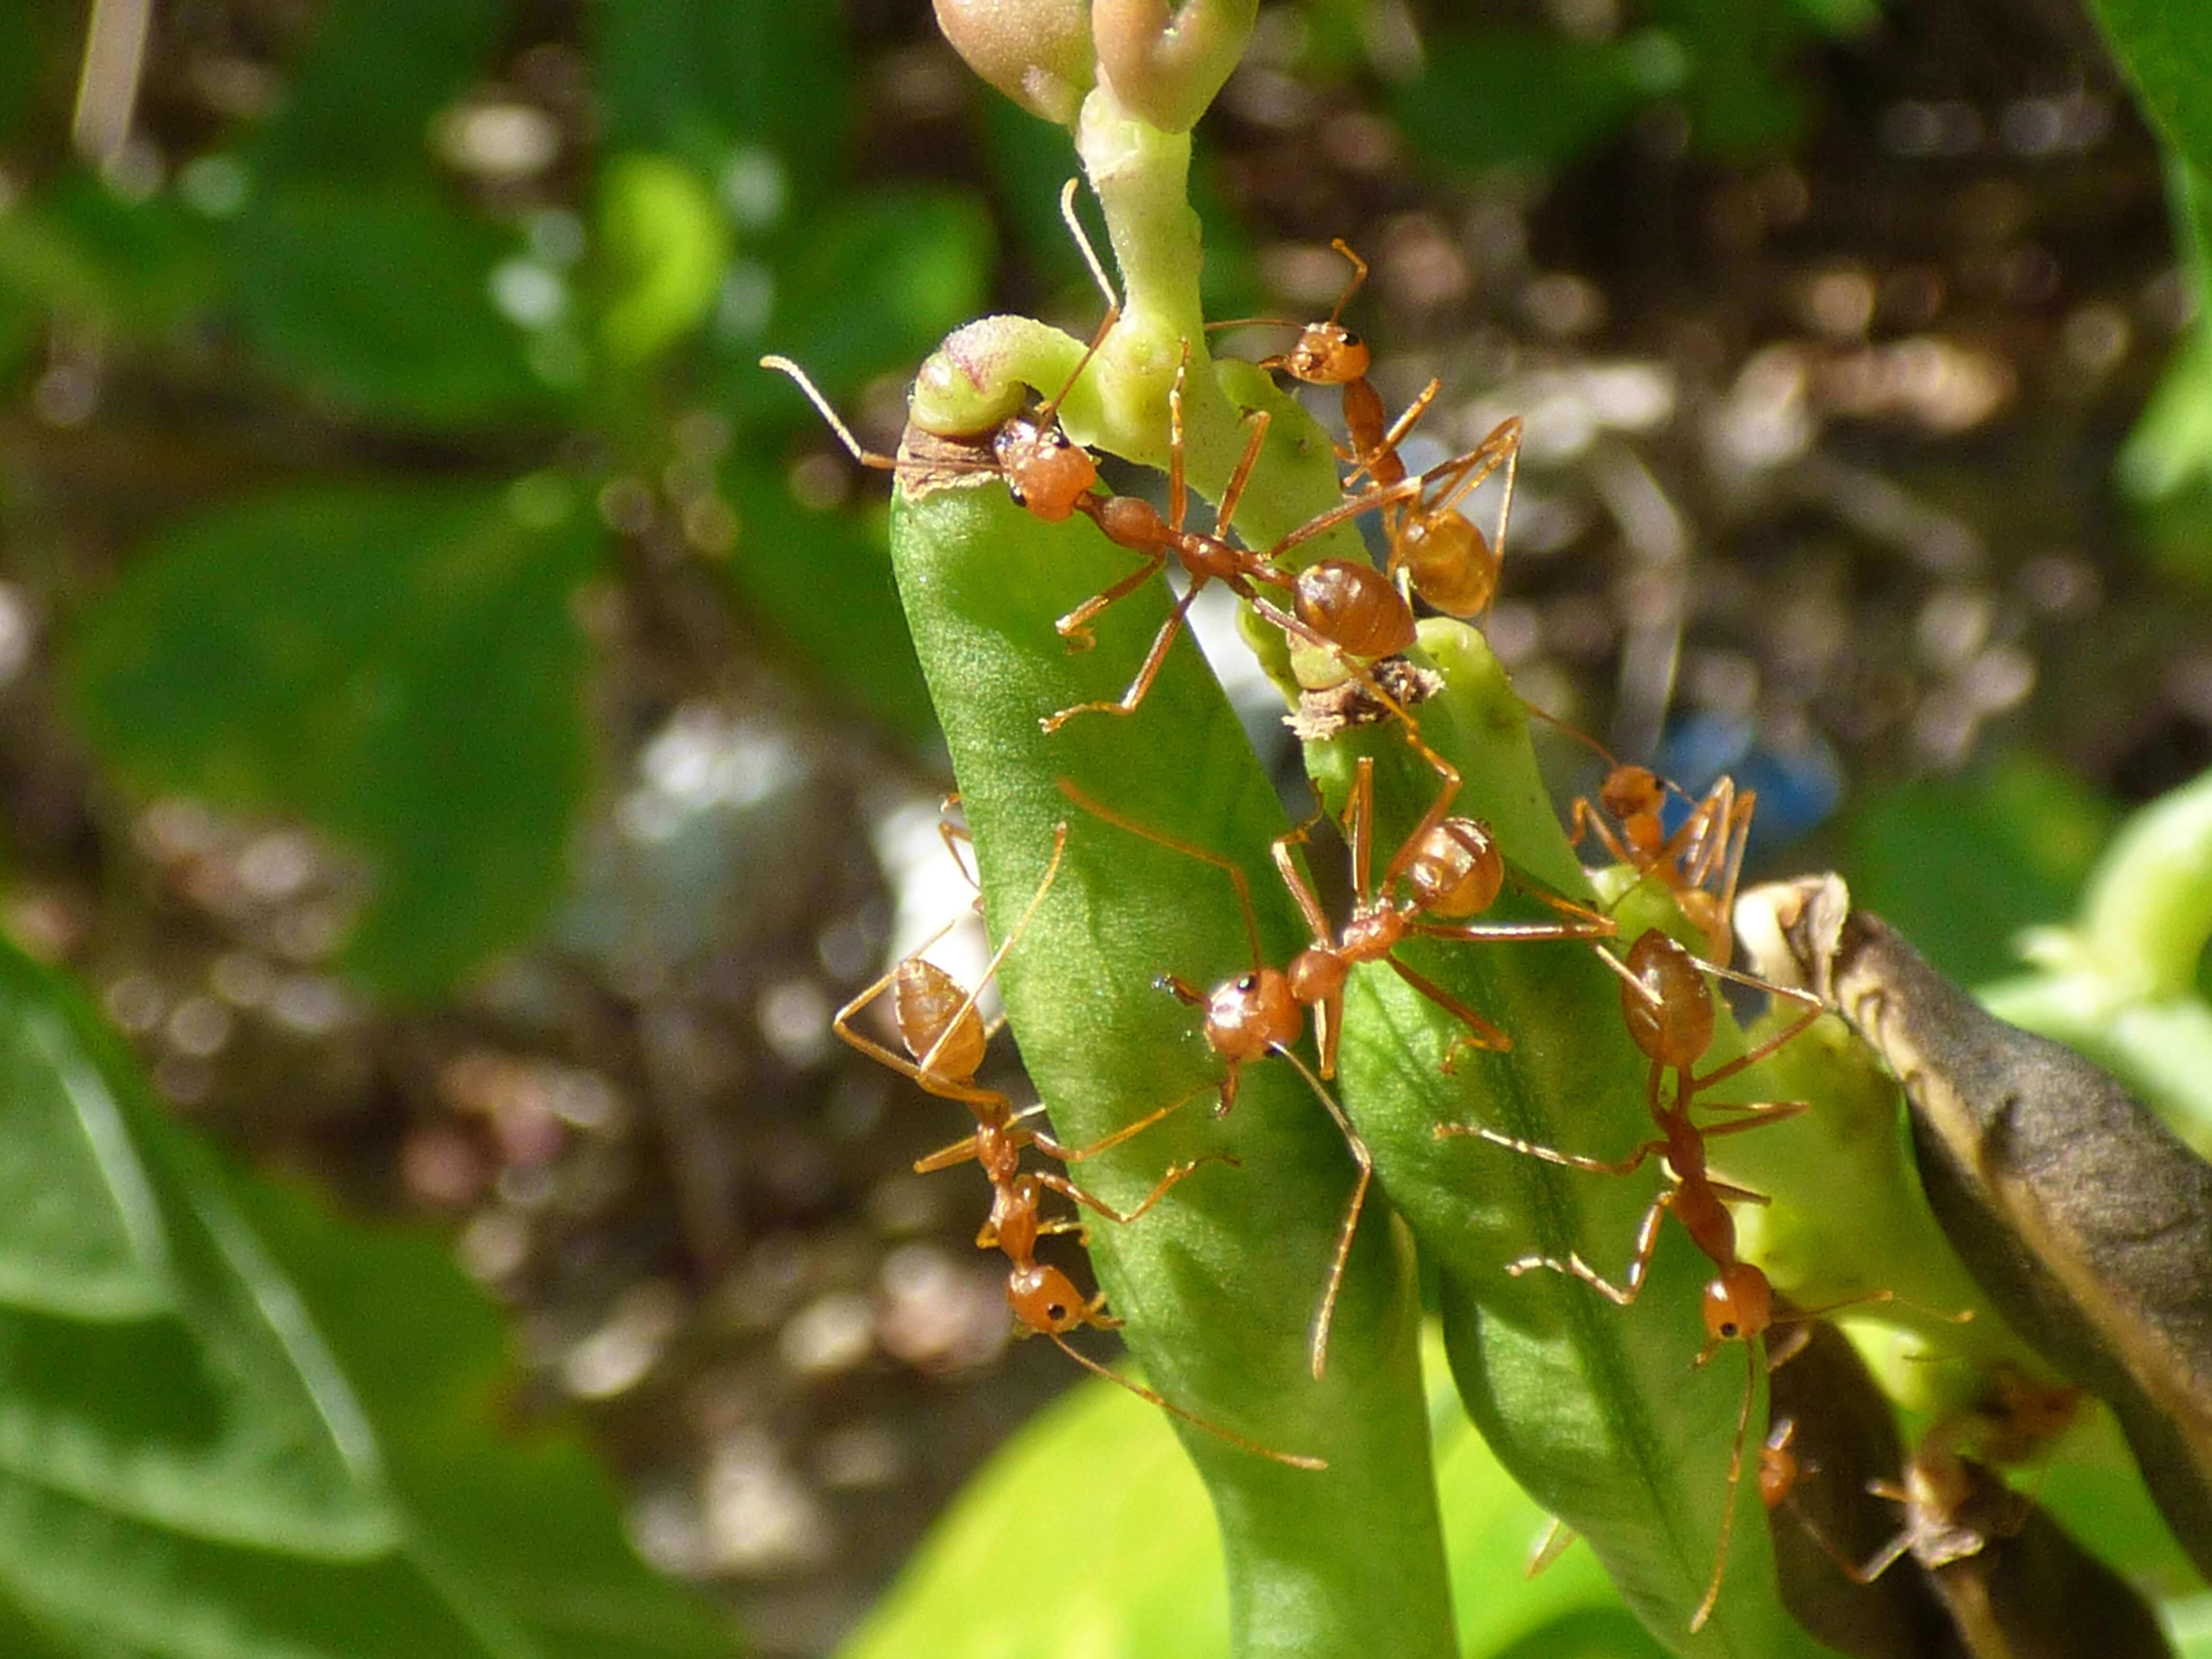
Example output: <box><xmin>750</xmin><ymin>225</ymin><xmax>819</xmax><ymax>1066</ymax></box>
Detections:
<box><xmin>1394</xmin><ymin>514</ymin><xmax>1497</xmax><ymax>617</ymax></box>
<box><xmin>892</xmin><ymin>958</ymin><xmax>992</xmax><ymax>1080</ymax></box>
<box><xmin>1293</xmin><ymin>559</ymin><xmax>1416</xmax><ymax>660</ymax></box>
<box><xmin>1618</xmin><ymin>930</ymin><xmax>1719</xmax><ymax>1071</ymax></box>
<box><xmin>1400</xmin><ymin>818</ymin><xmax>1505</xmax><ymax>919</ymax></box>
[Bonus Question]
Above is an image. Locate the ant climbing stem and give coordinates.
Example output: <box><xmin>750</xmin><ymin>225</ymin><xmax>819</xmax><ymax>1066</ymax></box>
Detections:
<box><xmin>1528</xmin><ymin>706</ymin><xmax>1758</xmax><ymax>965</ymax></box>
<box><xmin>1040</xmin><ymin>338</ymin><xmax>1434</xmax><ymax>730</ymax></box>
<box><xmin>835</xmin><ymin>821</ymin><xmax>1219</xmax><ymax>1207</ymax></box>
<box><xmin>1435</xmin><ymin>927</ymin><xmax>1964</xmax><ymax>1631</ymax></box>
<box><xmin>1060</xmin><ymin>763</ymin><xmax>1613</xmax><ymax>1379</ymax></box>
<box><xmin>761</xmin><ymin>179</ymin><xmax>1118</xmax><ymax>526</ymax></box>
<box><xmin>1208</xmin><ymin>239</ymin><xmax>1443</xmax><ymax>506</ymax></box>
<box><xmin>985</xmin><ymin>1166</ymin><xmax>1326</xmax><ymax>1470</ymax></box>
<box><xmin>834</xmin><ymin>818</ymin><xmax>1325</xmax><ymax>1470</ymax></box>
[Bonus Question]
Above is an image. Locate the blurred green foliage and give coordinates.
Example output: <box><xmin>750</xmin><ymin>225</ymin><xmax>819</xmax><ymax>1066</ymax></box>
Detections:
<box><xmin>1844</xmin><ymin>754</ymin><xmax>2116</xmax><ymax>987</ymax></box>
<box><xmin>0</xmin><ymin>929</ymin><xmax>733</xmax><ymax>1656</ymax></box>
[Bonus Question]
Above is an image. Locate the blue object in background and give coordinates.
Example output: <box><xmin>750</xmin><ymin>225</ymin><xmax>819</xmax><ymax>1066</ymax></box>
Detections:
<box><xmin>1655</xmin><ymin>712</ymin><xmax>1844</xmax><ymax>853</ymax></box>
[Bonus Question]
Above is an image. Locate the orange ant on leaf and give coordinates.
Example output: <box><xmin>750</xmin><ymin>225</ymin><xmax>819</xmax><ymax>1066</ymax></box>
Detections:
<box><xmin>1434</xmin><ymin>927</ymin><xmax>1964</xmax><ymax>1631</ymax></box>
<box><xmin>1063</xmin><ymin>758</ymin><xmax>1611</xmax><ymax>1379</ymax></box>
<box><xmin>1210</xmin><ymin>239</ymin><xmax>1526</xmax><ymax>621</ymax></box>
<box><xmin>1531</xmin><ymin>709</ymin><xmax>1758</xmax><ymax>965</ymax></box>
<box><xmin>1041</xmin><ymin>339</ymin><xmax>1433</xmax><ymax>733</ymax></box>
<box><xmin>1209</xmin><ymin>239</ymin><xmax>1441</xmax><ymax>503</ymax></box>
<box><xmin>762</xmin><ymin>179</ymin><xmax>1116</xmax><ymax>528</ymax></box>
<box><xmin>834</xmin><ymin>818</ymin><xmax>1325</xmax><ymax>1470</ymax></box>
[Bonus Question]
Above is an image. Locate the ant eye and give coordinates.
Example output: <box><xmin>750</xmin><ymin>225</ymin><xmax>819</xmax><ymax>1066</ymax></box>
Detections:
<box><xmin>1236</xmin><ymin>974</ymin><xmax>1261</xmax><ymax>992</ymax></box>
<box><xmin>1007</xmin><ymin>482</ymin><xmax>1030</xmax><ymax>506</ymax></box>
<box><xmin>1047</xmin><ymin>1300</ymin><xmax>1068</xmax><ymax>1321</ymax></box>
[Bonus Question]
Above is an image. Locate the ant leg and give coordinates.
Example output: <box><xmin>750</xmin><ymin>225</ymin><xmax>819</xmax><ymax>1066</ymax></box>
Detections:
<box><xmin>1385</xmin><ymin>955</ymin><xmax>1513</xmax><ymax>1069</ymax></box>
<box><xmin>1270</xmin><ymin>793</ymin><xmax>1337</xmax><ymax>945</ymax></box>
<box><xmin>1034</xmin><ymin>1154</ymin><xmax>1238</xmax><ymax>1227</ymax></box>
<box><xmin>1690</xmin><ymin>1342</ymin><xmax>1764</xmax><ymax>1633</ymax></box>
<box><xmin>1025</xmin><ymin>1083</ymin><xmax>1214</xmax><ymax>1163</ymax></box>
<box><xmin>1692</xmin><ymin>1098</ymin><xmax>1811</xmax><ymax>1140</ymax></box>
<box><xmin>1040</xmin><ymin>580</ymin><xmax>1207</xmax><ymax>733</ymax></box>
<box><xmin>914</xmin><ymin>1130</ymin><xmax>987</xmax><ymax>1176</ymax></box>
<box><xmin>1045</xmin><ymin>1333</ymin><xmax>1328</xmax><ymax>1470</ymax></box>
<box><xmin>1408</xmin><ymin>907</ymin><xmax>1620</xmax><ymax>946</ymax></box>
<box><xmin>1274</xmin><ymin>1045</ymin><xmax>1372</xmax><ymax>1382</ymax></box>
<box><xmin>1681</xmin><ymin>973</ymin><xmax>1826</xmax><ymax>1095</ymax></box>
<box><xmin>1503</xmin><ymin>1192</ymin><xmax>1674</xmax><ymax>1309</ymax></box>
<box><xmin>1212</xmin><ymin>407</ymin><xmax>1273</xmax><ymax>541</ymax></box>
<box><xmin>1032</xmin><ymin>179</ymin><xmax>1121</xmax><ymax>426</ymax></box>
<box><xmin>1324</xmin><ymin>238</ymin><xmax>1369</xmax><ymax>325</ymax></box>
<box><xmin>1565</xmin><ymin>795</ymin><xmax>1639</xmax><ymax>870</ymax></box>
<box><xmin>1053</xmin><ymin>546</ymin><xmax>1168</xmax><ymax>652</ymax></box>
<box><xmin>1443</xmin><ymin>1124</ymin><xmax>1664</xmax><ymax>1180</ymax></box>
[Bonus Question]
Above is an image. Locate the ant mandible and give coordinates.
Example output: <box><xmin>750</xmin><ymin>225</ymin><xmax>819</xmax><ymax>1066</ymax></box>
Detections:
<box><xmin>1436</xmin><ymin>926</ymin><xmax>1842</xmax><ymax>1630</ymax></box>
<box><xmin>835</xmin><ymin>820</ymin><xmax>1324</xmax><ymax>1469</ymax></box>
<box><xmin>761</xmin><ymin>179</ymin><xmax>1115</xmax><ymax>529</ymax></box>
<box><xmin>1062</xmin><ymin>759</ymin><xmax>1612</xmax><ymax>1379</ymax></box>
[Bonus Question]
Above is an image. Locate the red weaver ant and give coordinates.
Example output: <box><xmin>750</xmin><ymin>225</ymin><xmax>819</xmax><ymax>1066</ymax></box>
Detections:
<box><xmin>1531</xmin><ymin>709</ymin><xmax>1757</xmax><ymax>965</ymax></box>
<box><xmin>1209</xmin><ymin>239</ymin><xmax>1441</xmax><ymax>502</ymax></box>
<box><xmin>1062</xmin><ymin>759</ymin><xmax>1612</xmax><ymax>1379</ymax></box>
<box><xmin>1209</xmin><ymin>240</ymin><xmax>1525</xmax><ymax>620</ymax></box>
<box><xmin>761</xmin><ymin>180</ymin><xmax>1115</xmax><ymax>528</ymax></box>
<box><xmin>835</xmin><ymin>819</ymin><xmax>1324</xmax><ymax>1469</ymax></box>
<box><xmin>1041</xmin><ymin>340</ymin><xmax>1433</xmax><ymax>734</ymax></box>
<box><xmin>1438</xmin><ymin>926</ymin><xmax>1858</xmax><ymax>1630</ymax></box>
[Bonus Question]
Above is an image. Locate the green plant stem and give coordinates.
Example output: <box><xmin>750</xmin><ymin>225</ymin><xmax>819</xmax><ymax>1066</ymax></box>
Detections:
<box><xmin>889</xmin><ymin>474</ymin><xmax>1456</xmax><ymax>1659</ymax></box>
<box><xmin>1309</xmin><ymin>626</ymin><xmax>1829</xmax><ymax>1656</ymax></box>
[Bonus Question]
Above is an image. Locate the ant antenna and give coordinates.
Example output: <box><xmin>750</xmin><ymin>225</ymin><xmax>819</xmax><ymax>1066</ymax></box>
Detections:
<box><xmin>1032</xmin><ymin>178</ymin><xmax>1123</xmax><ymax>429</ymax></box>
<box><xmin>758</xmin><ymin>355</ymin><xmax>895</xmax><ymax>470</ymax></box>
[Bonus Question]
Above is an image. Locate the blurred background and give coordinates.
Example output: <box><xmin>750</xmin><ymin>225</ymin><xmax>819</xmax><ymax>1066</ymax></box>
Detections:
<box><xmin>2</xmin><ymin>0</ymin><xmax>2209</xmax><ymax>1653</ymax></box>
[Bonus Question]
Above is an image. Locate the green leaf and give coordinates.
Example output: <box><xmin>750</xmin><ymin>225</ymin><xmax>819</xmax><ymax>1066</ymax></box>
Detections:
<box><xmin>597</xmin><ymin>155</ymin><xmax>731</xmax><ymax>365</ymax></box>
<box><xmin>230</xmin><ymin>1178</ymin><xmax>735</xmax><ymax>1659</ymax></box>
<box><xmin>1397</xmin><ymin>30</ymin><xmax>1691</xmax><ymax>169</ymax></box>
<box><xmin>226</xmin><ymin>181</ymin><xmax>554</xmax><ymax>424</ymax></box>
<box><xmin>0</xmin><ymin>936</ymin><xmax>731</xmax><ymax>1657</ymax></box>
<box><xmin>70</xmin><ymin>480</ymin><xmax>598</xmax><ymax>998</ymax></box>
<box><xmin>889</xmin><ymin>473</ymin><xmax>1455</xmax><ymax>1659</ymax></box>
<box><xmin>0</xmin><ymin>172</ymin><xmax>215</xmax><ymax>333</ymax></box>
<box><xmin>596</xmin><ymin>0</ymin><xmax>845</xmax><ymax>178</ymax></box>
<box><xmin>721</xmin><ymin>465</ymin><xmax>934</xmax><ymax>739</ymax></box>
<box><xmin>0</xmin><ymin>958</ymin><xmax>393</xmax><ymax>1562</ymax></box>
<box><xmin>1845</xmin><ymin>754</ymin><xmax>2115</xmax><ymax>987</ymax></box>
<box><xmin>248</xmin><ymin>0</ymin><xmax>503</xmax><ymax>182</ymax></box>
<box><xmin>0</xmin><ymin>1</ymin><xmax>36</xmax><ymax>144</ymax></box>
<box><xmin>840</xmin><ymin>1334</ymin><xmax>1663</xmax><ymax>1659</ymax></box>
<box><xmin>2091</xmin><ymin>0</ymin><xmax>2212</xmax><ymax>174</ymax></box>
